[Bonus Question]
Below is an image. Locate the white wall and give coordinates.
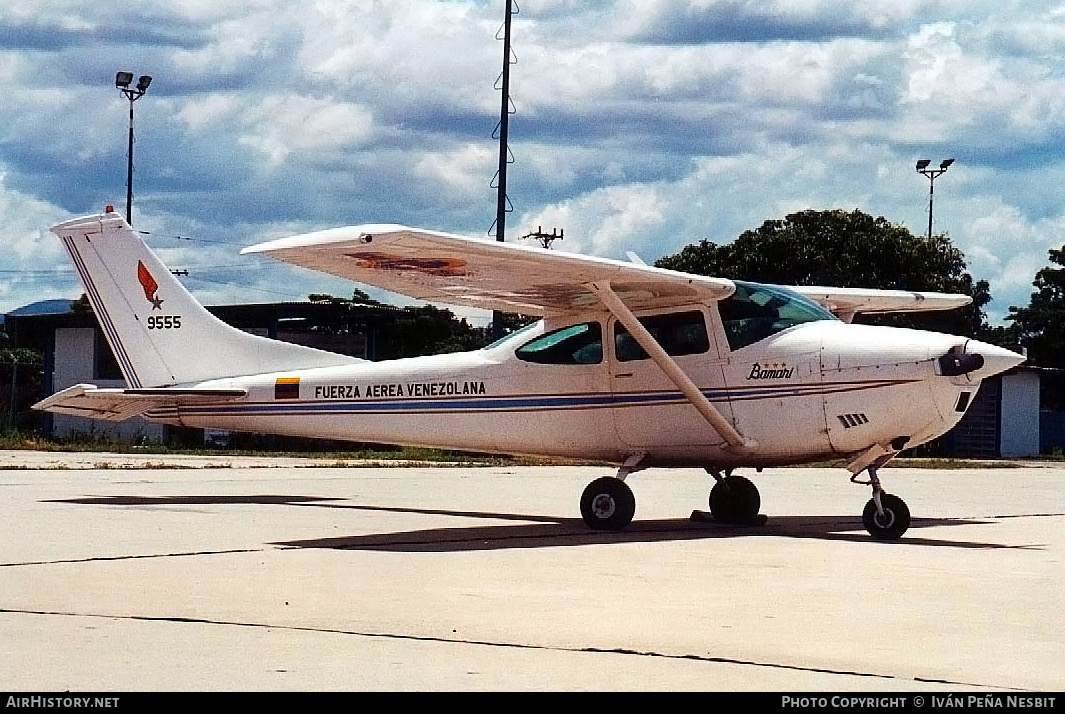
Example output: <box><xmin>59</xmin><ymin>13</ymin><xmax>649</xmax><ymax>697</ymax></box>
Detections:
<box><xmin>51</xmin><ymin>327</ymin><xmax>166</xmax><ymax>442</ymax></box>
<box><xmin>1000</xmin><ymin>370</ymin><xmax>1040</xmax><ymax>458</ymax></box>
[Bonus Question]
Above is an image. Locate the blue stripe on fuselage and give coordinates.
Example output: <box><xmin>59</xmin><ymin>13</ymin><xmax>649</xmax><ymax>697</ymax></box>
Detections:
<box><xmin>163</xmin><ymin>379</ymin><xmax>920</xmax><ymax>419</ymax></box>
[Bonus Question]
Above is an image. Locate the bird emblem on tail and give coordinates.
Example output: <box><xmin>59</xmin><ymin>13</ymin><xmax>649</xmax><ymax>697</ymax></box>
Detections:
<box><xmin>137</xmin><ymin>260</ymin><xmax>164</xmax><ymax>310</ymax></box>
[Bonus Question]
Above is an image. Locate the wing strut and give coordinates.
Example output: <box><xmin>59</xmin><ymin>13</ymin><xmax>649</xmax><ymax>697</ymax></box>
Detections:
<box><xmin>588</xmin><ymin>281</ymin><xmax>757</xmax><ymax>452</ymax></box>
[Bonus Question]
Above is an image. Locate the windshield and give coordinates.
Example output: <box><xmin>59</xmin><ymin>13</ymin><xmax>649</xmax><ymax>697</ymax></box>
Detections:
<box><xmin>718</xmin><ymin>281</ymin><xmax>837</xmax><ymax>351</ymax></box>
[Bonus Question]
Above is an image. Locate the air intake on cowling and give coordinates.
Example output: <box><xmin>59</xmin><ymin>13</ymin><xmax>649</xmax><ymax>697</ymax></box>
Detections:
<box><xmin>939</xmin><ymin>348</ymin><xmax>985</xmax><ymax>376</ymax></box>
<box><xmin>837</xmin><ymin>413</ymin><xmax>870</xmax><ymax>429</ymax></box>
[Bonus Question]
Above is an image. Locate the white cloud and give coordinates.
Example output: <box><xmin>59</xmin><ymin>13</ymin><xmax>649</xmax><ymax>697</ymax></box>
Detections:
<box><xmin>6</xmin><ymin>0</ymin><xmax>1065</xmax><ymax>332</ymax></box>
<box><xmin>519</xmin><ymin>183</ymin><xmax>667</xmax><ymax>258</ymax></box>
<box><xmin>412</xmin><ymin>143</ymin><xmax>497</xmax><ymax>198</ymax></box>
<box><xmin>0</xmin><ymin>170</ymin><xmax>76</xmax><ymax>312</ymax></box>
<box><xmin>235</xmin><ymin>95</ymin><xmax>375</xmax><ymax>165</ymax></box>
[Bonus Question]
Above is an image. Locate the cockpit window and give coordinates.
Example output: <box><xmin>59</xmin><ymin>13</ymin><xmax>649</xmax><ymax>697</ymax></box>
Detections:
<box><xmin>516</xmin><ymin>322</ymin><xmax>603</xmax><ymax>364</ymax></box>
<box><xmin>718</xmin><ymin>281</ymin><xmax>837</xmax><ymax>351</ymax></box>
<box><xmin>614</xmin><ymin>311</ymin><xmax>710</xmax><ymax>362</ymax></box>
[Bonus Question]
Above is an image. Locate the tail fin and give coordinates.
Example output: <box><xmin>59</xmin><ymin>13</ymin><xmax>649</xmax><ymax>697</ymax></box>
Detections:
<box><xmin>52</xmin><ymin>211</ymin><xmax>358</xmax><ymax>388</ymax></box>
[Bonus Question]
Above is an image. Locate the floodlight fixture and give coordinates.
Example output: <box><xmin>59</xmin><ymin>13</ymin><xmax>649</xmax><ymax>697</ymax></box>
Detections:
<box><xmin>115</xmin><ymin>70</ymin><xmax>153</xmax><ymax>224</ymax></box>
<box><xmin>915</xmin><ymin>157</ymin><xmax>954</xmax><ymax>240</ymax></box>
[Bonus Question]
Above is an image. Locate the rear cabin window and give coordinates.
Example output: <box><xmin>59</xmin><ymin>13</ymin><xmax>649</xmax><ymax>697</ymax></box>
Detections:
<box><xmin>718</xmin><ymin>281</ymin><xmax>836</xmax><ymax>351</ymax></box>
<box><xmin>516</xmin><ymin>322</ymin><xmax>603</xmax><ymax>364</ymax></box>
<box><xmin>614</xmin><ymin>311</ymin><xmax>710</xmax><ymax>362</ymax></box>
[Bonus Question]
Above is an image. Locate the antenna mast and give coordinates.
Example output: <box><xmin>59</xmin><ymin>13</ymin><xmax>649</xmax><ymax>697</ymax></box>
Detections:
<box><xmin>490</xmin><ymin>0</ymin><xmax>517</xmax><ymax>338</ymax></box>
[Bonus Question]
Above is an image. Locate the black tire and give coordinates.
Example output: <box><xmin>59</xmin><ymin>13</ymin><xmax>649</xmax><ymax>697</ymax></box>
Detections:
<box><xmin>709</xmin><ymin>475</ymin><xmax>760</xmax><ymax>523</ymax></box>
<box><xmin>580</xmin><ymin>477</ymin><xmax>636</xmax><ymax>531</ymax></box>
<box><xmin>862</xmin><ymin>493</ymin><xmax>911</xmax><ymax>540</ymax></box>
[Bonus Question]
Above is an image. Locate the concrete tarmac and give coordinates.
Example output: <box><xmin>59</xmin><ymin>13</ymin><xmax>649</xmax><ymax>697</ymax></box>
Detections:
<box><xmin>0</xmin><ymin>450</ymin><xmax>1062</xmax><ymax>692</ymax></box>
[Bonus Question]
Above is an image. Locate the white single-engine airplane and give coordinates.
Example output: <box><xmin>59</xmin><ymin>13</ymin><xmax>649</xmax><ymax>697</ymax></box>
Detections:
<box><xmin>36</xmin><ymin>209</ymin><xmax>1025</xmax><ymax>539</ymax></box>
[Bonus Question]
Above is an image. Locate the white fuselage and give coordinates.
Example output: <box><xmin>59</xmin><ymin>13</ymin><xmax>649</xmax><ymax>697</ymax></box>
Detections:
<box><xmin>153</xmin><ymin>305</ymin><xmax>1002</xmax><ymax>469</ymax></box>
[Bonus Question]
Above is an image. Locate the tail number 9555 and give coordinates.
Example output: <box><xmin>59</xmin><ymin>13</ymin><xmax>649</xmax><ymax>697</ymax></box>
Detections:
<box><xmin>147</xmin><ymin>315</ymin><xmax>182</xmax><ymax>330</ymax></box>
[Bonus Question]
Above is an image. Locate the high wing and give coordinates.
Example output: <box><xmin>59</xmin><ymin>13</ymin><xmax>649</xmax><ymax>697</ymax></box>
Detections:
<box><xmin>242</xmin><ymin>225</ymin><xmax>736</xmax><ymax>315</ymax></box>
<box><xmin>33</xmin><ymin>384</ymin><xmax>247</xmax><ymax>421</ymax></box>
<box><xmin>790</xmin><ymin>286</ymin><xmax>972</xmax><ymax>322</ymax></box>
<box><xmin>244</xmin><ymin>224</ymin><xmax>973</xmax><ymax>319</ymax></box>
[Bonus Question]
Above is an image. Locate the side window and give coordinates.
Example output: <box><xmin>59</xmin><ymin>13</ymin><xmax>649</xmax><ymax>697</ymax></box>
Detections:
<box><xmin>614</xmin><ymin>311</ymin><xmax>710</xmax><ymax>362</ymax></box>
<box><xmin>516</xmin><ymin>322</ymin><xmax>603</xmax><ymax>365</ymax></box>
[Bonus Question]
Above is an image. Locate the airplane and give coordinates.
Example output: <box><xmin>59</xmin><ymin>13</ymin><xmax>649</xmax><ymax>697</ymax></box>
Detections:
<box><xmin>34</xmin><ymin>208</ymin><xmax>1025</xmax><ymax>540</ymax></box>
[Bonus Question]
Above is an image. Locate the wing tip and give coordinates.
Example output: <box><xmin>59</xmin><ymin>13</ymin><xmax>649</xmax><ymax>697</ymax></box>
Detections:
<box><xmin>242</xmin><ymin>223</ymin><xmax>417</xmax><ymax>255</ymax></box>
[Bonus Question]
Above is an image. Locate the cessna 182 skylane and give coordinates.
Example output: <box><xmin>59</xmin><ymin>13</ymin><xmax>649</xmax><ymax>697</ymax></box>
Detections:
<box><xmin>35</xmin><ymin>209</ymin><xmax>1025</xmax><ymax>539</ymax></box>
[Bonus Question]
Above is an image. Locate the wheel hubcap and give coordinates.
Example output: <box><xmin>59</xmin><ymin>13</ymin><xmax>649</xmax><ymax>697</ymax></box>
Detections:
<box><xmin>592</xmin><ymin>494</ymin><xmax>616</xmax><ymax>519</ymax></box>
<box><xmin>874</xmin><ymin>509</ymin><xmax>895</xmax><ymax>528</ymax></box>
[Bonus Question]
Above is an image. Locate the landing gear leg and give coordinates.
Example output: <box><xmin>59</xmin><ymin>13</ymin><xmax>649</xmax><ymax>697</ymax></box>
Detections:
<box><xmin>853</xmin><ymin>465</ymin><xmax>911</xmax><ymax>540</ymax></box>
<box><xmin>707</xmin><ymin>468</ymin><xmax>762</xmax><ymax>524</ymax></box>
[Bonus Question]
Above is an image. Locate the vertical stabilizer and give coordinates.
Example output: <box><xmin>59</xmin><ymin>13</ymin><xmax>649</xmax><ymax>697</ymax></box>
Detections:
<box><xmin>52</xmin><ymin>211</ymin><xmax>358</xmax><ymax>387</ymax></box>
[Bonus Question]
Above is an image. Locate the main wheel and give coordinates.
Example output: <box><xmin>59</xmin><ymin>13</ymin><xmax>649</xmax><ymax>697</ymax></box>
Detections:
<box><xmin>580</xmin><ymin>477</ymin><xmax>636</xmax><ymax>531</ymax></box>
<box><xmin>709</xmin><ymin>475</ymin><xmax>760</xmax><ymax>524</ymax></box>
<box><xmin>862</xmin><ymin>493</ymin><xmax>910</xmax><ymax>540</ymax></box>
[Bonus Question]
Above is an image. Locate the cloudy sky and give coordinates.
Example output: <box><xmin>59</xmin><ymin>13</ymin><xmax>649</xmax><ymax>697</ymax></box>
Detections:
<box><xmin>2</xmin><ymin>0</ymin><xmax>1065</xmax><ymax>325</ymax></box>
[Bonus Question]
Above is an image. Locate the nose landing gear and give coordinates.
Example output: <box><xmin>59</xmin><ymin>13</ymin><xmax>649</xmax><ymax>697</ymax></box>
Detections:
<box><xmin>851</xmin><ymin>462</ymin><xmax>911</xmax><ymax>540</ymax></box>
<box><xmin>846</xmin><ymin>444</ymin><xmax>911</xmax><ymax>540</ymax></box>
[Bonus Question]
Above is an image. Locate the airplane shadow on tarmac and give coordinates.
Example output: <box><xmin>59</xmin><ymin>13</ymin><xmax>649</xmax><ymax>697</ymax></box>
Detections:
<box><xmin>49</xmin><ymin>494</ymin><xmax>1047</xmax><ymax>552</ymax></box>
<box><xmin>274</xmin><ymin>504</ymin><xmax>1044</xmax><ymax>552</ymax></box>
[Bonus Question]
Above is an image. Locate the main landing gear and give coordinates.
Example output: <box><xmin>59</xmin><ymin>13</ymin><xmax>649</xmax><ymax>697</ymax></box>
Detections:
<box><xmin>853</xmin><ymin>465</ymin><xmax>911</xmax><ymax>540</ymax></box>
<box><xmin>580</xmin><ymin>454</ymin><xmax>642</xmax><ymax>530</ymax></box>
<box><xmin>707</xmin><ymin>468</ymin><xmax>763</xmax><ymax>524</ymax></box>
<box><xmin>578</xmin><ymin>462</ymin><xmax>768</xmax><ymax>531</ymax></box>
<box><xmin>580</xmin><ymin>476</ymin><xmax>636</xmax><ymax>531</ymax></box>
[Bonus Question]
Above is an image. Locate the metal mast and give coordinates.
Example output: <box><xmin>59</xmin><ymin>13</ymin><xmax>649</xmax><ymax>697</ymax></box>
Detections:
<box><xmin>490</xmin><ymin>0</ymin><xmax>517</xmax><ymax>339</ymax></box>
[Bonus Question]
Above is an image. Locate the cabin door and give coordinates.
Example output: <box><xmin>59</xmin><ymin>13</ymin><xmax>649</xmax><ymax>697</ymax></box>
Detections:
<box><xmin>608</xmin><ymin>308</ymin><xmax>735</xmax><ymax>449</ymax></box>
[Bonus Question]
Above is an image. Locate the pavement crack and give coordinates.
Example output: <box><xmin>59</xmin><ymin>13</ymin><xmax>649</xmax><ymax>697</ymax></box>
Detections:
<box><xmin>0</xmin><ymin>607</ymin><xmax>1020</xmax><ymax>690</ymax></box>
<box><xmin>0</xmin><ymin>548</ymin><xmax>263</xmax><ymax>567</ymax></box>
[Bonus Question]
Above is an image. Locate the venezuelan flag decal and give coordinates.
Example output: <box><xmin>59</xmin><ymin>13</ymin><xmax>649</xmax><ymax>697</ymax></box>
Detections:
<box><xmin>274</xmin><ymin>377</ymin><xmax>300</xmax><ymax>400</ymax></box>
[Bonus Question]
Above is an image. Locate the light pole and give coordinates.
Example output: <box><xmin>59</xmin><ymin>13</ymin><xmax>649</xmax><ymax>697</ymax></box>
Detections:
<box><xmin>916</xmin><ymin>158</ymin><xmax>953</xmax><ymax>240</ymax></box>
<box><xmin>115</xmin><ymin>71</ymin><xmax>152</xmax><ymax>225</ymax></box>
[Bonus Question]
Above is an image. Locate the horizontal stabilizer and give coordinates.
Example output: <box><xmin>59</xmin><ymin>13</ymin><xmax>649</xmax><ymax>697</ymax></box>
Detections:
<box><xmin>33</xmin><ymin>384</ymin><xmax>247</xmax><ymax>421</ymax></box>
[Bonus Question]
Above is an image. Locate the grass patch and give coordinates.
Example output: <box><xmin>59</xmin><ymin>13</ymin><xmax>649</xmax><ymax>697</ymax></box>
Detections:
<box><xmin>0</xmin><ymin>429</ymin><xmax>563</xmax><ymax>466</ymax></box>
<box><xmin>0</xmin><ymin>430</ymin><xmax>1039</xmax><ymax>469</ymax></box>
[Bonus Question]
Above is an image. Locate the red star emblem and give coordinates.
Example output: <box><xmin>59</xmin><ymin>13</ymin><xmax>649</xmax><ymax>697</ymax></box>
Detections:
<box><xmin>137</xmin><ymin>260</ymin><xmax>164</xmax><ymax>310</ymax></box>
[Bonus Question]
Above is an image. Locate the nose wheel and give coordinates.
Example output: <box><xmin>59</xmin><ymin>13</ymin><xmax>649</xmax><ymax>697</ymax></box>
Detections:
<box><xmin>862</xmin><ymin>492</ymin><xmax>910</xmax><ymax>540</ymax></box>
<box><xmin>853</xmin><ymin>464</ymin><xmax>911</xmax><ymax>540</ymax></box>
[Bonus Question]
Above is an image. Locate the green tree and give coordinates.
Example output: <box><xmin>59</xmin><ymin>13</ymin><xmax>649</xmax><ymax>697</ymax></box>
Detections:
<box><xmin>1007</xmin><ymin>246</ymin><xmax>1065</xmax><ymax>407</ymax></box>
<box><xmin>1007</xmin><ymin>246</ymin><xmax>1065</xmax><ymax>366</ymax></box>
<box><xmin>309</xmin><ymin>289</ymin><xmax>385</xmax><ymax>307</ymax></box>
<box><xmin>655</xmin><ymin>209</ymin><xmax>990</xmax><ymax>336</ymax></box>
<box><xmin>377</xmin><ymin>304</ymin><xmax>488</xmax><ymax>359</ymax></box>
<box><xmin>0</xmin><ymin>347</ymin><xmax>44</xmax><ymax>431</ymax></box>
<box><xmin>306</xmin><ymin>292</ymin><xmax>504</xmax><ymax>359</ymax></box>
